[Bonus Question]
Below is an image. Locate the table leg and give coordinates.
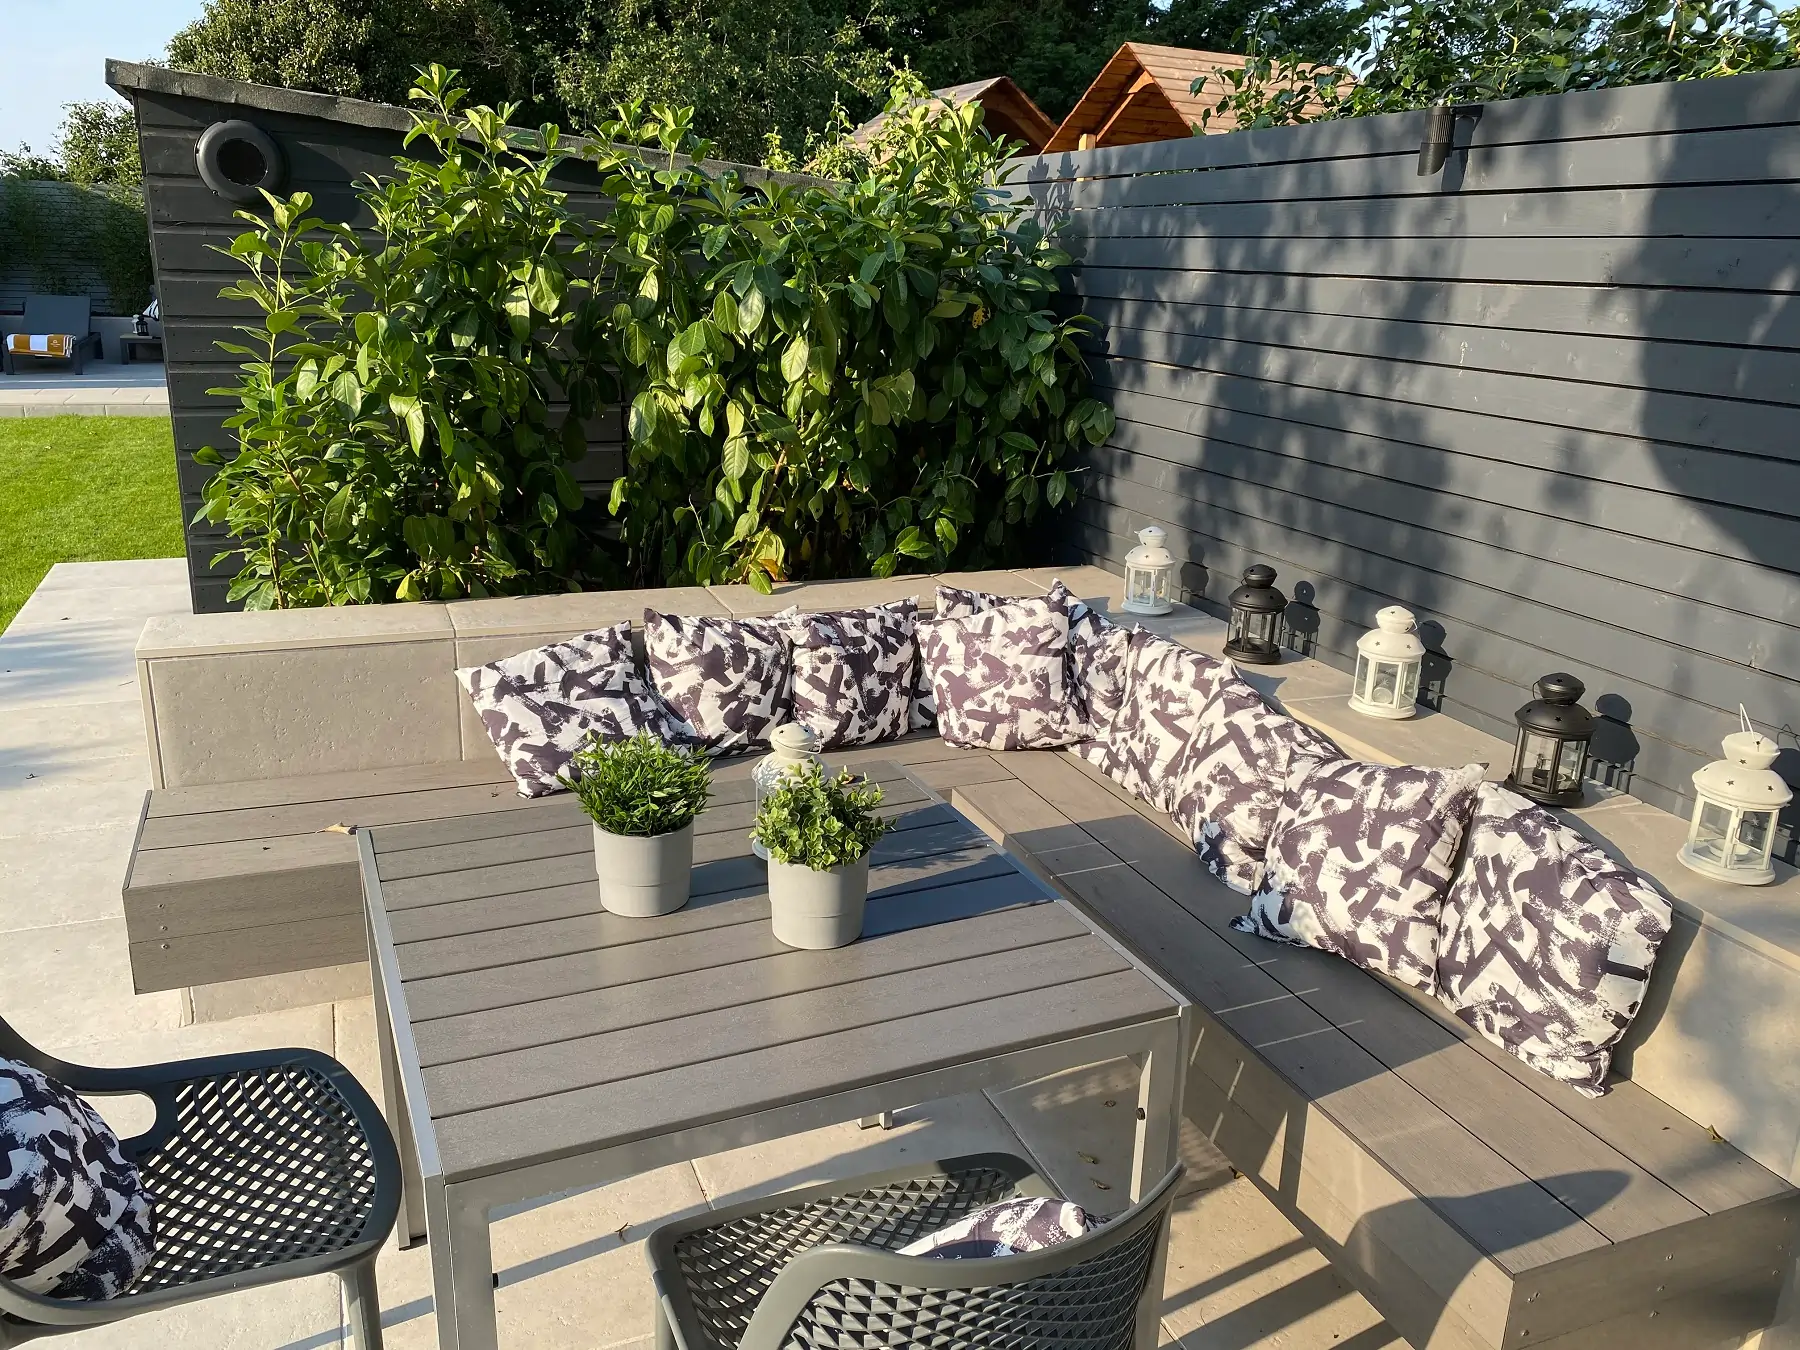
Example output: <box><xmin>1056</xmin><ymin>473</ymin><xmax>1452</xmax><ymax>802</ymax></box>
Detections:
<box><xmin>857</xmin><ymin>1111</ymin><xmax>896</xmax><ymax>1130</ymax></box>
<box><xmin>429</xmin><ymin>1182</ymin><xmax>498</xmax><ymax>1350</ymax></box>
<box><xmin>1130</xmin><ymin>1017</ymin><xmax>1186</xmax><ymax>1203</ymax></box>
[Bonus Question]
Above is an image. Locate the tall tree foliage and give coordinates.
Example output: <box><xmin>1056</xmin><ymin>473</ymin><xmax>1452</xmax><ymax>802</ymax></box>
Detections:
<box><xmin>1195</xmin><ymin>0</ymin><xmax>1800</xmax><ymax>129</ymax></box>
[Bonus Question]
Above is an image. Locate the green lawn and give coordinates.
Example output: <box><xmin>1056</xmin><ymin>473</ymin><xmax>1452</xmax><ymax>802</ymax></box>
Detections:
<box><xmin>0</xmin><ymin>417</ymin><xmax>186</xmax><ymax>633</ymax></box>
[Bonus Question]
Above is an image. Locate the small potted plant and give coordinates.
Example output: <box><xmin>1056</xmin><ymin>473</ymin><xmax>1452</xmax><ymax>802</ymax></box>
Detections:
<box><xmin>561</xmin><ymin>730</ymin><xmax>712</xmax><ymax>918</ymax></box>
<box><xmin>753</xmin><ymin>764</ymin><xmax>892</xmax><ymax>949</ymax></box>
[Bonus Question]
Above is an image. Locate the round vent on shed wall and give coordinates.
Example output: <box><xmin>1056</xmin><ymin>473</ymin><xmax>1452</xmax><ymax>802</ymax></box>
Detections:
<box><xmin>195</xmin><ymin>120</ymin><xmax>286</xmax><ymax>204</ymax></box>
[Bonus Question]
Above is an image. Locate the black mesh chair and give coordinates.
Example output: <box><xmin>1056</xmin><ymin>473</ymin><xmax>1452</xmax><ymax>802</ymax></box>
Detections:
<box><xmin>0</xmin><ymin>1012</ymin><xmax>400</xmax><ymax>1349</ymax></box>
<box><xmin>647</xmin><ymin>1153</ymin><xmax>1185</xmax><ymax>1350</ymax></box>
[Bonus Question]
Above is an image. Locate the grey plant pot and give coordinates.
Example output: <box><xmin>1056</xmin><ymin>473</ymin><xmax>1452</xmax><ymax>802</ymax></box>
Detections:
<box><xmin>767</xmin><ymin>854</ymin><xmax>870</xmax><ymax>950</ymax></box>
<box><xmin>592</xmin><ymin>821</ymin><xmax>694</xmax><ymax>918</ymax></box>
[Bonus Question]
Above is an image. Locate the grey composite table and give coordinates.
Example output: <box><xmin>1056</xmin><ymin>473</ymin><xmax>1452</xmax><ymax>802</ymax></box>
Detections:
<box><xmin>360</xmin><ymin>758</ymin><xmax>1191</xmax><ymax>1350</ymax></box>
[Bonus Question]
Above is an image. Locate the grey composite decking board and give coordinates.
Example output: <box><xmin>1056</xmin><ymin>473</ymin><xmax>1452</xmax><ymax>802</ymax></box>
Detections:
<box><xmin>953</xmin><ymin>760</ymin><xmax>1800</xmax><ymax>1349</ymax></box>
<box><xmin>408</xmin><ymin>901</ymin><xmax>1085</xmax><ymax>1066</ymax></box>
<box><xmin>951</xmin><ymin>776</ymin><xmax>1619</xmax><ymax>1275</ymax></box>
<box><xmin>389</xmin><ymin>846</ymin><xmax>1017</xmax><ymax>951</ymax></box>
<box><xmin>1071</xmin><ymin>264</ymin><xmax>1800</xmax><ymax>356</ymax></box>
<box><xmin>373</xmin><ymin>783</ymin><xmax>934</xmax><ymax>884</ymax></box>
<box><xmin>1064</xmin><ymin>503</ymin><xmax>1714</xmax><ymax>816</ymax></box>
<box><xmin>1083</xmin><ymin>432</ymin><xmax>1800</xmax><ymax>670</ymax></box>
<box><xmin>1080</xmin><ymin>292</ymin><xmax>1800</xmax><ymax>417</ymax></box>
<box><xmin>1008</xmin><ymin>65</ymin><xmax>1800</xmax><ymax>183</ymax></box>
<box><xmin>1025</xmin><ymin>119</ymin><xmax>1800</xmax><ymax>212</ymax></box>
<box><xmin>1094</xmin><ymin>321</ymin><xmax>1800</xmax><ymax>469</ymax></box>
<box><xmin>1024</xmin><ymin>753</ymin><xmax>1789</xmax><ymax>1218</ymax></box>
<box><xmin>1090</xmin><ymin>355</ymin><xmax>1800</xmax><ymax>528</ymax></box>
<box><xmin>1092</xmin><ymin>384</ymin><xmax>1800</xmax><ymax>581</ymax></box>
<box><xmin>425</xmin><ymin>934</ymin><xmax>1119</xmax><ymax>1118</ymax></box>
<box><xmin>146</xmin><ymin>758</ymin><xmax>511</xmax><ymax>816</ymax></box>
<box><xmin>1064</xmin><ymin>230</ymin><xmax>1800</xmax><ymax>298</ymax></box>
<box><xmin>428</xmin><ymin>968</ymin><xmax>1171</xmax><ymax>1180</ymax></box>
<box><xmin>137</xmin><ymin>778</ymin><xmax>532</xmax><ymax>849</ymax></box>
<box><xmin>1075</xmin><ymin>469</ymin><xmax>1786</xmax><ymax>772</ymax></box>
<box><xmin>129</xmin><ymin>912</ymin><xmax>371</xmax><ymax>992</ymax></box>
<box><xmin>1048</xmin><ymin>181</ymin><xmax>1800</xmax><ymax>243</ymax></box>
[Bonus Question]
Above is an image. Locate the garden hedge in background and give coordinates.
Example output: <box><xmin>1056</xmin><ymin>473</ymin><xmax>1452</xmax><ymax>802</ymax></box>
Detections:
<box><xmin>200</xmin><ymin>68</ymin><xmax>1110</xmax><ymax>607</ymax></box>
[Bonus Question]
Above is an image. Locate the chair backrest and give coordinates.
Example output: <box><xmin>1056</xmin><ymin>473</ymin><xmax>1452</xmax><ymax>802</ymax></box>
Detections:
<box><xmin>20</xmin><ymin>295</ymin><xmax>93</xmax><ymax>337</ymax></box>
<box><xmin>741</xmin><ymin>1163</ymin><xmax>1186</xmax><ymax>1350</ymax></box>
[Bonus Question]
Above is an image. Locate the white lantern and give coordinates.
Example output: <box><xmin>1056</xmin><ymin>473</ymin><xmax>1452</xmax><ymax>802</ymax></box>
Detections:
<box><xmin>752</xmin><ymin>723</ymin><xmax>821</xmax><ymax>861</ymax></box>
<box><xmin>1679</xmin><ymin>709</ymin><xmax>1791</xmax><ymax>886</ymax></box>
<box><xmin>1122</xmin><ymin>525</ymin><xmax>1175</xmax><ymax>616</ymax></box>
<box><xmin>1349</xmin><ymin>606</ymin><xmax>1425</xmax><ymax>720</ymax></box>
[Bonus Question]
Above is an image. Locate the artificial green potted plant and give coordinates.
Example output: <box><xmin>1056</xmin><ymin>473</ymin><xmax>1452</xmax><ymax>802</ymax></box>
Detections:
<box><xmin>561</xmin><ymin>730</ymin><xmax>712</xmax><ymax>918</ymax></box>
<box><xmin>752</xmin><ymin>764</ymin><xmax>892</xmax><ymax>949</ymax></box>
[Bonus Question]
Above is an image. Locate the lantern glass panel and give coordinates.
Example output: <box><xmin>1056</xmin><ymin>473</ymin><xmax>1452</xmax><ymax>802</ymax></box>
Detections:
<box><xmin>1516</xmin><ymin>731</ymin><xmax>1563</xmax><ymax>794</ymax></box>
<box><xmin>1690</xmin><ymin>800</ymin><xmax>1732</xmax><ymax>865</ymax></box>
<box><xmin>1227</xmin><ymin>610</ymin><xmax>1248</xmax><ymax>646</ymax></box>
<box><xmin>1369</xmin><ymin>660</ymin><xmax>1400</xmax><ymax>706</ymax></box>
<box><xmin>1398</xmin><ymin>659</ymin><xmax>1420</xmax><ymax>705</ymax></box>
<box><xmin>1556</xmin><ymin>738</ymin><xmax>1587</xmax><ymax>793</ymax></box>
<box><xmin>1734</xmin><ymin>809</ymin><xmax>1775</xmax><ymax>869</ymax></box>
<box><xmin>1248</xmin><ymin>611</ymin><xmax>1277</xmax><ymax>648</ymax></box>
<box><xmin>1353</xmin><ymin>655</ymin><xmax>1372</xmax><ymax>699</ymax></box>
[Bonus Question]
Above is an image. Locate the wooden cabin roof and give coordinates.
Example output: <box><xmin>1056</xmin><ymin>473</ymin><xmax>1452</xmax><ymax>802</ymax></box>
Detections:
<box><xmin>853</xmin><ymin>76</ymin><xmax>1059</xmax><ymax>155</ymax></box>
<box><xmin>1044</xmin><ymin>42</ymin><xmax>1251</xmax><ymax>152</ymax></box>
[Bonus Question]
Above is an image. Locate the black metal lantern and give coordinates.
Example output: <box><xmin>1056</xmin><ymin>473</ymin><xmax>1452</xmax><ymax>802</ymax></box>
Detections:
<box><xmin>1504</xmin><ymin>673</ymin><xmax>1594</xmax><ymax>807</ymax></box>
<box><xmin>1223</xmin><ymin>565</ymin><xmax>1287</xmax><ymax>665</ymax></box>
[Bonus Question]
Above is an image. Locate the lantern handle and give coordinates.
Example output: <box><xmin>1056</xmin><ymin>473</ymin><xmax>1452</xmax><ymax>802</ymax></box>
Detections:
<box><xmin>1739</xmin><ymin>704</ymin><xmax>1755</xmax><ymax>737</ymax></box>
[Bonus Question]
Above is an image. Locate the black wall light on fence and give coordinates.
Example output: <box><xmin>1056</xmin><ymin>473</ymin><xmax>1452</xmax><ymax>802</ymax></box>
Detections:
<box><xmin>1417</xmin><ymin>103</ymin><xmax>1483</xmax><ymax>176</ymax></box>
<box><xmin>196</xmin><ymin>120</ymin><xmax>287</xmax><ymax>204</ymax></box>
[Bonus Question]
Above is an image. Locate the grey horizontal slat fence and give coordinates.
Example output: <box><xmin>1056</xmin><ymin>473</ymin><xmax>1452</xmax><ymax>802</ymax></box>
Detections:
<box><xmin>108</xmin><ymin>61</ymin><xmax>803</xmax><ymax>616</ymax></box>
<box><xmin>1008</xmin><ymin>69</ymin><xmax>1800</xmax><ymax>831</ymax></box>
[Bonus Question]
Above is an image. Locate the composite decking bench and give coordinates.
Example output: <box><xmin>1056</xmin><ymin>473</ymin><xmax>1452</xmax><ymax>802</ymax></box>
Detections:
<box><xmin>121</xmin><ymin>568</ymin><xmax>1800</xmax><ymax>1349</ymax></box>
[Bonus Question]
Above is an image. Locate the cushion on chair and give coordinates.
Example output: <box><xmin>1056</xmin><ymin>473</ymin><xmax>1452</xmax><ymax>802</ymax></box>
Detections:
<box><xmin>1435</xmin><ymin>784</ymin><xmax>1675</xmax><ymax>1096</ymax></box>
<box><xmin>1170</xmin><ymin>676</ymin><xmax>1346</xmax><ymax>894</ymax></box>
<box><xmin>918</xmin><ymin>597</ymin><xmax>1084</xmax><ymax>750</ymax></box>
<box><xmin>644</xmin><ymin>610</ymin><xmax>792</xmax><ymax>754</ymax></box>
<box><xmin>456</xmin><ymin>623</ymin><xmax>687</xmax><ymax>797</ymax></box>
<box><xmin>1232</xmin><ymin>759</ymin><xmax>1487</xmax><ymax>992</ymax></box>
<box><xmin>780</xmin><ymin>600</ymin><xmax>919</xmax><ymax>749</ymax></box>
<box><xmin>1107</xmin><ymin>630</ymin><xmax>1236</xmax><ymax>813</ymax></box>
<box><xmin>0</xmin><ymin>1057</ymin><xmax>154</xmax><ymax>1301</ymax></box>
<box><xmin>897</xmin><ymin>1196</ymin><xmax>1101</xmax><ymax>1260</ymax></box>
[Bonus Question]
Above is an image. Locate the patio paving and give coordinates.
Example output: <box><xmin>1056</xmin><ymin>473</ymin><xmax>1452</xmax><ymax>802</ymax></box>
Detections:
<box><xmin>0</xmin><ymin>559</ymin><xmax>1409</xmax><ymax>1349</ymax></box>
<box><xmin>0</xmin><ymin>360</ymin><xmax>170</xmax><ymax>417</ymax></box>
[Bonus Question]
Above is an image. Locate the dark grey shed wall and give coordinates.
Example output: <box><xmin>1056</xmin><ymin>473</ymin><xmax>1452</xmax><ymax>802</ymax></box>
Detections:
<box><xmin>1008</xmin><ymin>72</ymin><xmax>1800</xmax><ymax>828</ymax></box>
<box><xmin>106</xmin><ymin>61</ymin><xmax>806</xmax><ymax>617</ymax></box>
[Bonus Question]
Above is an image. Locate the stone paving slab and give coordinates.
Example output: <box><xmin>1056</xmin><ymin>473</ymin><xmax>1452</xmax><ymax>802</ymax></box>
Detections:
<box><xmin>0</xmin><ymin>363</ymin><xmax>169</xmax><ymax>418</ymax></box>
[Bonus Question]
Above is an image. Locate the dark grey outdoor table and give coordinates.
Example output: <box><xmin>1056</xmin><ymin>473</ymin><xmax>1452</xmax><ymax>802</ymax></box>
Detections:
<box><xmin>360</xmin><ymin>758</ymin><xmax>1189</xmax><ymax>1350</ymax></box>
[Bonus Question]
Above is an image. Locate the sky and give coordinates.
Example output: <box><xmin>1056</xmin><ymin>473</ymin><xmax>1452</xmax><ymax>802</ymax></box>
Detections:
<box><xmin>2</xmin><ymin>0</ymin><xmax>208</xmax><ymax>156</ymax></box>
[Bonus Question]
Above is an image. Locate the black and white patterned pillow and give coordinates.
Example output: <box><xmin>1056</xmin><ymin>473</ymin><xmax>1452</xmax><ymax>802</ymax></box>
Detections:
<box><xmin>1233</xmin><ymin>759</ymin><xmax>1487</xmax><ymax>993</ymax></box>
<box><xmin>644</xmin><ymin>610</ymin><xmax>792</xmax><ymax>755</ymax></box>
<box><xmin>1436</xmin><ymin>784</ymin><xmax>1674</xmax><ymax>1096</ymax></box>
<box><xmin>897</xmin><ymin>1196</ymin><xmax>1101</xmax><ymax>1260</ymax></box>
<box><xmin>781</xmin><ymin>600</ymin><xmax>918</xmax><ymax>749</ymax></box>
<box><xmin>1108</xmin><ymin>630</ymin><xmax>1236</xmax><ymax>812</ymax></box>
<box><xmin>918</xmin><ymin>597</ymin><xmax>1084</xmax><ymax>750</ymax></box>
<box><xmin>1170</xmin><ymin>675</ymin><xmax>1346</xmax><ymax>893</ymax></box>
<box><xmin>456</xmin><ymin>623</ymin><xmax>686</xmax><ymax>797</ymax></box>
<box><xmin>1</xmin><ymin>1057</ymin><xmax>154</xmax><ymax>1301</ymax></box>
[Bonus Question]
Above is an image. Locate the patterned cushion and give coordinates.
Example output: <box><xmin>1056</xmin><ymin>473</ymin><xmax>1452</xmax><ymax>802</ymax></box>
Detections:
<box><xmin>781</xmin><ymin>600</ymin><xmax>919</xmax><ymax>749</ymax></box>
<box><xmin>1</xmin><ymin>1058</ymin><xmax>154</xmax><ymax>1301</ymax></box>
<box><xmin>1171</xmin><ymin>676</ymin><xmax>1346</xmax><ymax>893</ymax></box>
<box><xmin>456</xmin><ymin>623</ymin><xmax>685</xmax><ymax>797</ymax></box>
<box><xmin>1436</xmin><ymin>784</ymin><xmax>1674</xmax><ymax>1096</ymax></box>
<box><xmin>644</xmin><ymin>610</ymin><xmax>792</xmax><ymax>755</ymax></box>
<box><xmin>1108</xmin><ymin>630</ymin><xmax>1236</xmax><ymax>812</ymax></box>
<box><xmin>1233</xmin><ymin>760</ymin><xmax>1487</xmax><ymax>992</ymax></box>
<box><xmin>918</xmin><ymin>598</ymin><xmax>1084</xmax><ymax>750</ymax></box>
<box><xmin>897</xmin><ymin>1196</ymin><xmax>1100</xmax><ymax>1260</ymax></box>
